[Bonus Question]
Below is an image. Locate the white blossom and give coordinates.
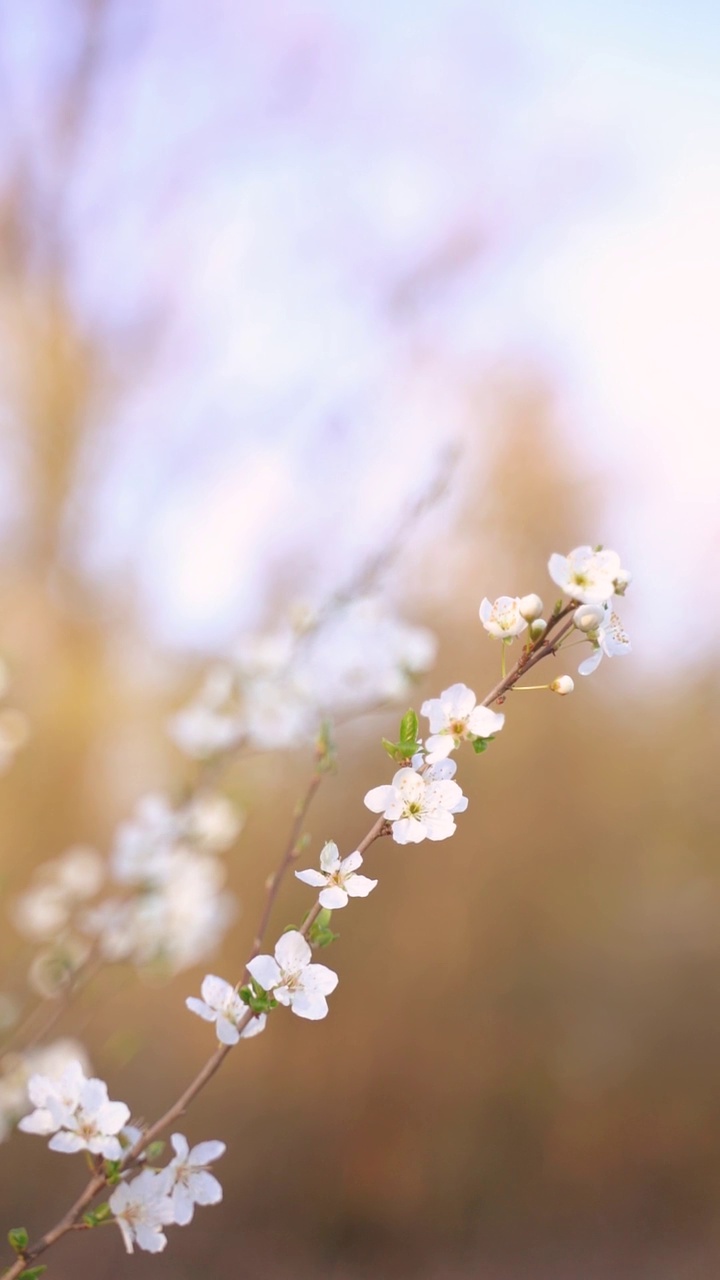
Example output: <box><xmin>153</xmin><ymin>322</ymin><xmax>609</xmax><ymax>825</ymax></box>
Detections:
<box><xmin>109</xmin><ymin>1168</ymin><xmax>175</xmax><ymax>1254</ymax></box>
<box><xmin>186</xmin><ymin>975</ymin><xmax>266</xmax><ymax>1044</ymax></box>
<box><xmin>550</xmin><ymin>676</ymin><xmax>575</xmax><ymax>695</ymax></box>
<box><xmin>295</xmin><ymin>841</ymin><xmax>377</xmax><ymax>909</ymax></box>
<box><xmin>548</xmin><ymin>546</ymin><xmax>628</xmax><ymax>605</ymax></box>
<box><xmin>0</xmin><ymin>1039</ymin><xmax>91</xmax><ymax>1144</ymax></box>
<box><xmin>13</xmin><ymin>847</ymin><xmax>104</xmax><ymax>942</ymax></box>
<box><xmin>364</xmin><ymin>766</ymin><xmax>467</xmax><ymax>844</ymax></box>
<box><xmin>246</xmin><ymin>931</ymin><xmax>338</xmax><ymax>1021</ymax></box>
<box><xmin>518</xmin><ymin>593</ymin><xmax>544</xmax><ymax>621</ymax></box>
<box><xmin>421</xmin><ymin>683</ymin><xmax>505</xmax><ymax>762</ymax></box>
<box><xmin>164</xmin><ymin>1133</ymin><xmax>225</xmax><ymax>1225</ymax></box>
<box><xmin>573</xmin><ymin>603</ymin><xmax>606</xmax><ymax>632</ymax></box>
<box><xmin>479</xmin><ymin>596</ymin><xmax>528</xmax><ymax>638</ymax></box>
<box><xmin>578</xmin><ymin>606</ymin><xmax>632</xmax><ymax>676</ymax></box>
<box><xmin>18</xmin><ymin>1060</ymin><xmax>129</xmax><ymax>1159</ymax></box>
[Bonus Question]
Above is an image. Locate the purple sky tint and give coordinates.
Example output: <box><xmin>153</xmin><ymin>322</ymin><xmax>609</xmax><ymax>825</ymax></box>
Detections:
<box><xmin>3</xmin><ymin>0</ymin><xmax>719</xmax><ymax>661</ymax></box>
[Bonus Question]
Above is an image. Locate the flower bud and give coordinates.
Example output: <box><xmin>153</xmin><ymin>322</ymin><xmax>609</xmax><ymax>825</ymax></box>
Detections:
<box><xmin>573</xmin><ymin>604</ymin><xmax>604</xmax><ymax>633</ymax></box>
<box><xmin>613</xmin><ymin>569</ymin><xmax>632</xmax><ymax>596</ymax></box>
<box><xmin>529</xmin><ymin>618</ymin><xmax>547</xmax><ymax>641</ymax></box>
<box><xmin>518</xmin><ymin>593</ymin><xmax>544</xmax><ymax>622</ymax></box>
<box><xmin>550</xmin><ymin>675</ymin><xmax>574</xmax><ymax>696</ymax></box>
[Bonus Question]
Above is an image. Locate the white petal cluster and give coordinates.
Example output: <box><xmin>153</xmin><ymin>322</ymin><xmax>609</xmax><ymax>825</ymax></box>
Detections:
<box><xmin>0</xmin><ymin>1038</ymin><xmax>91</xmax><ymax>1144</ymax></box>
<box><xmin>13</xmin><ymin>847</ymin><xmax>104</xmax><ymax>943</ymax></box>
<box><xmin>170</xmin><ymin>598</ymin><xmax>437</xmax><ymax>759</ymax></box>
<box><xmin>364</xmin><ymin>764</ymin><xmax>467</xmax><ymax>844</ymax></box>
<box><xmin>479</xmin><ymin>597</ymin><xmax>528</xmax><ymax>638</ymax></box>
<box><xmin>164</xmin><ymin>1132</ymin><xmax>225</xmax><ymax>1225</ymax></box>
<box><xmin>17</xmin><ymin>1059</ymin><xmax>129</xmax><ymax>1159</ymax></box>
<box><xmin>77</xmin><ymin>789</ymin><xmax>241</xmax><ymax>977</ymax></box>
<box><xmin>577</xmin><ymin>604</ymin><xmax>631</xmax><ymax>676</ymax></box>
<box><xmin>186</xmin><ymin>975</ymin><xmax>266</xmax><ymax>1044</ymax></box>
<box><xmin>548</xmin><ymin>546</ymin><xmax>630</xmax><ymax>605</ymax></box>
<box><xmin>247</xmin><ymin>931</ymin><xmax>338</xmax><ymax>1021</ymax></box>
<box><xmin>109</xmin><ymin>1168</ymin><xmax>175</xmax><ymax>1254</ymax></box>
<box><xmin>421</xmin><ymin>683</ymin><xmax>505</xmax><ymax>762</ymax></box>
<box><xmin>295</xmin><ymin>841</ymin><xmax>377</xmax><ymax>909</ymax></box>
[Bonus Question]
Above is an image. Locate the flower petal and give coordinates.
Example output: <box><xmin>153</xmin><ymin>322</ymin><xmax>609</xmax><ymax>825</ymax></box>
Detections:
<box><xmin>246</xmin><ymin>955</ymin><xmax>281</xmax><ymax>991</ymax></box>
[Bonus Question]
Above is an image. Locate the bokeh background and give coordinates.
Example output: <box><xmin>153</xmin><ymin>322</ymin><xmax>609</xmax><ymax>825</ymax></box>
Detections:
<box><xmin>1</xmin><ymin>1</ymin><xmax>719</xmax><ymax>1276</ymax></box>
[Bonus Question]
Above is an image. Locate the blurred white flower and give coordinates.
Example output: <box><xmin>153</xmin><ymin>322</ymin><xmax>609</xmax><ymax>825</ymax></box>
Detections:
<box><xmin>247</xmin><ymin>931</ymin><xmax>338</xmax><ymax>1021</ymax></box>
<box><xmin>421</xmin><ymin>682</ymin><xmax>505</xmax><ymax>762</ymax></box>
<box><xmin>13</xmin><ymin>847</ymin><xmax>104</xmax><ymax>942</ymax></box>
<box><xmin>479</xmin><ymin>596</ymin><xmax>528</xmax><ymax>638</ymax></box>
<box><xmin>109</xmin><ymin>1168</ymin><xmax>175</xmax><ymax>1254</ymax></box>
<box><xmin>364</xmin><ymin>766</ymin><xmax>467</xmax><ymax>844</ymax></box>
<box><xmin>548</xmin><ymin>546</ymin><xmax>628</xmax><ymax>605</ymax></box>
<box><xmin>164</xmin><ymin>1133</ymin><xmax>225</xmax><ymax>1225</ymax></box>
<box><xmin>295</xmin><ymin>841</ymin><xmax>377</xmax><ymax>909</ymax></box>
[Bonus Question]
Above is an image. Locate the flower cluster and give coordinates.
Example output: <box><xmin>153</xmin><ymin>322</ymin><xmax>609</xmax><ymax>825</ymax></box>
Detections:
<box><xmin>170</xmin><ymin>597</ymin><xmax>436</xmax><ymax>759</ymax></box>
<box><xmin>295</xmin><ymin>841</ymin><xmax>377</xmax><ymax>908</ymax></box>
<box><xmin>18</xmin><ymin>1060</ymin><xmax>130</xmax><ymax>1159</ymax></box>
<box><xmin>0</xmin><ymin>1038</ymin><xmax>91</xmax><ymax>1144</ymax></box>
<box><xmin>109</xmin><ymin>1134</ymin><xmax>225</xmax><ymax>1253</ymax></box>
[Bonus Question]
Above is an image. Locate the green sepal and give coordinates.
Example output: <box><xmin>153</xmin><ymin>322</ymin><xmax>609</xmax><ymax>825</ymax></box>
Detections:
<box><xmin>145</xmin><ymin>1141</ymin><xmax>165</xmax><ymax>1162</ymax></box>
<box><xmin>82</xmin><ymin>1202</ymin><xmax>112</xmax><ymax>1227</ymax></box>
<box><xmin>103</xmin><ymin>1159</ymin><xmax>122</xmax><ymax>1185</ymax></box>
<box><xmin>307</xmin><ymin>908</ymin><xmax>339</xmax><ymax>949</ymax></box>
<box><xmin>18</xmin><ymin>1268</ymin><xmax>46</xmax><ymax>1279</ymax></box>
<box><xmin>471</xmin><ymin>735</ymin><xmax>495</xmax><ymax>754</ymax></box>
<box><xmin>8</xmin><ymin>1227</ymin><xmax>28</xmax><ymax>1253</ymax></box>
<box><xmin>239</xmin><ymin>981</ymin><xmax>277</xmax><ymax>1014</ymax></box>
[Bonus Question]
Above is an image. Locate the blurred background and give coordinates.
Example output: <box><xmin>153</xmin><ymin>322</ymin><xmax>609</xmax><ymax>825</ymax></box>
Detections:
<box><xmin>1</xmin><ymin>1</ymin><xmax>719</xmax><ymax>1276</ymax></box>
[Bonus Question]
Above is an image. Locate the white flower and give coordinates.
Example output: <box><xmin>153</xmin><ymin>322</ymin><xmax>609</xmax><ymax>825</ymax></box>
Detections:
<box><xmin>246</xmin><ymin>931</ymin><xmax>338</xmax><ymax>1021</ymax></box>
<box><xmin>364</xmin><ymin>766</ymin><xmax>467</xmax><ymax>844</ymax></box>
<box><xmin>550</xmin><ymin>676</ymin><xmax>575</xmax><ymax>695</ymax></box>
<box><xmin>573</xmin><ymin>603</ymin><xmax>606</xmax><ymax>632</ymax></box>
<box><xmin>186</xmin><ymin>975</ymin><xmax>266</xmax><ymax>1044</ymax></box>
<box><xmin>295</xmin><ymin>841</ymin><xmax>377</xmax><ymax>909</ymax></box>
<box><xmin>421</xmin><ymin>683</ymin><xmax>505</xmax><ymax>762</ymax></box>
<box><xmin>518</xmin><ymin>593</ymin><xmax>544</xmax><ymax>621</ymax></box>
<box><xmin>479</xmin><ymin>597</ymin><xmax>528</xmax><ymax>638</ymax></box>
<box><xmin>578</xmin><ymin>606</ymin><xmax>631</xmax><ymax>676</ymax></box>
<box><xmin>164</xmin><ymin>1133</ymin><xmax>225</xmax><ymax>1225</ymax></box>
<box><xmin>548</xmin><ymin>546</ymin><xmax>628</xmax><ymax>605</ymax></box>
<box><xmin>18</xmin><ymin>1060</ymin><xmax>130</xmax><ymax>1159</ymax></box>
<box><xmin>109</xmin><ymin>1168</ymin><xmax>175</xmax><ymax>1254</ymax></box>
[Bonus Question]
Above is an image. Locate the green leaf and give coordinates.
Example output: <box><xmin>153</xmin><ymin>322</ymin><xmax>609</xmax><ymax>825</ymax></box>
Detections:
<box><xmin>103</xmin><ymin>1158</ymin><xmax>122</xmax><ymax>1185</ymax></box>
<box><xmin>382</xmin><ymin>737</ymin><xmax>400</xmax><ymax>759</ymax></box>
<box><xmin>399</xmin><ymin>709</ymin><xmax>418</xmax><ymax>746</ymax></box>
<box><xmin>145</xmin><ymin>1141</ymin><xmax>165</xmax><ymax>1162</ymax></box>
<box><xmin>239</xmin><ymin>982</ymin><xmax>277</xmax><ymax>1014</ymax></box>
<box><xmin>83</xmin><ymin>1202</ymin><xmax>112</xmax><ymax>1227</ymax></box>
<box><xmin>471</xmin><ymin>735</ymin><xmax>494</xmax><ymax>754</ymax></box>
<box><xmin>8</xmin><ymin>1227</ymin><xmax>28</xmax><ymax>1253</ymax></box>
<box><xmin>18</xmin><ymin>1267</ymin><xmax>47</xmax><ymax>1279</ymax></box>
<box><xmin>315</xmin><ymin>720</ymin><xmax>337</xmax><ymax>772</ymax></box>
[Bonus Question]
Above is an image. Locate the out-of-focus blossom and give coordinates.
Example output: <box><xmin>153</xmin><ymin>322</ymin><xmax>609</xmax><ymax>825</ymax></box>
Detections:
<box><xmin>548</xmin><ymin>546</ymin><xmax>629</xmax><ymax>605</ymax></box>
<box><xmin>247</xmin><ymin>931</ymin><xmax>338</xmax><ymax>1020</ymax></box>
<box><xmin>170</xmin><ymin>599</ymin><xmax>437</xmax><ymax>758</ymax></box>
<box><xmin>295</xmin><ymin>841</ymin><xmax>377</xmax><ymax>909</ymax></box>
<box><xmin>13</xmin><ymin>847</ymin><xmax>104</xmax><ymax>942</ymax></box>
<box><xmin>421</xmin><ymin>682</ymin><xmax>505</xmax><ymax>761</ymax></box>
<box><xmin>479</xmin><ymin>597</ymin><xmax>528</xmax><ymax>638</ymax></box>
